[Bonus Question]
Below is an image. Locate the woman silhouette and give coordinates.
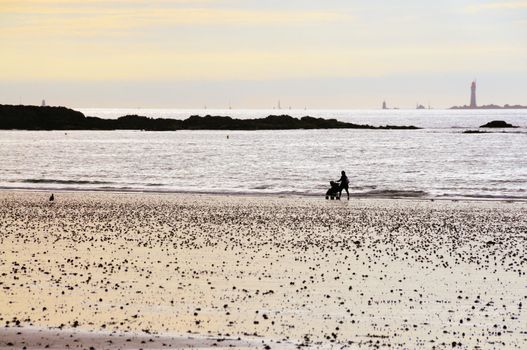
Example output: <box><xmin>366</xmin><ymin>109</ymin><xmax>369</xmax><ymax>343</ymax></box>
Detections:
<box><xmin>336</xmin><ymin>170</ymin><xmax>350</xmax><ymax>200</ymax></box>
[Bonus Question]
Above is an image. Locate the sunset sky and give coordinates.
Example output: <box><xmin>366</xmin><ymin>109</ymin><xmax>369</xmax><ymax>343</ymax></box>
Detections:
<box><xmin>1</xmin><ymin>0</ymin><xmax>526</xmax><ymax>108</ymax></box>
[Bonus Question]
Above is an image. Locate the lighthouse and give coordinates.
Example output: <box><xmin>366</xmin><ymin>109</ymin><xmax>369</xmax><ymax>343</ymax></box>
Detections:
<box><xmin>470</xmin><ymin>81</ymin><xmax>477</xmax><ymax>108</ymax></box>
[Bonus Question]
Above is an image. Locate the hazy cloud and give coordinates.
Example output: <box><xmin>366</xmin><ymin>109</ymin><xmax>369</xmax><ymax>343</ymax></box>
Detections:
<box><xmin>466</xmin><ymin>0</ymin><xmax>527</xmax><ymax>12</ymax></box>
<box><xmin>1</xmin><ymin>0</ymin><xmax>525</xmax><ymax>107</ymax></box>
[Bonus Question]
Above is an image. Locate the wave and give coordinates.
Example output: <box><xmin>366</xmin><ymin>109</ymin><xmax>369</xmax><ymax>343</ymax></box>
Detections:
<box><xmin>18</xmin><ymin>178</ymin><xmax>114</xmax><ymax>185</ymax></box>
<box><xmin>252</xmin><ymin>185</ymin><xmax>272</xmax><ymax>190</ymax></box>
<box><xmin>357</xmin><ymin>189</ymin><xmax>428</xmax><ymax>198</ymax></box>
<box><xmin>435</xmin><ymin>186</ymin><xmax>525</xmax><ymax>192</ymax></box>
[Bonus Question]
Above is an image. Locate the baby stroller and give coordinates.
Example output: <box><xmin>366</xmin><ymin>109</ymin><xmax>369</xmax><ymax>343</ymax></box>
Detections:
<box><xmin>325</xmin><ymin>181</ymin><xmax>341</xmax><ymax>200</ymax></box>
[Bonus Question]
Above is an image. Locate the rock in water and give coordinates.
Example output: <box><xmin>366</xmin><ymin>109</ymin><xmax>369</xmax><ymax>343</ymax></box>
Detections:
<box><xmin>480</xmin><ymin>120</ymin><xmax>517</xmax><ymax>128</ymax></box>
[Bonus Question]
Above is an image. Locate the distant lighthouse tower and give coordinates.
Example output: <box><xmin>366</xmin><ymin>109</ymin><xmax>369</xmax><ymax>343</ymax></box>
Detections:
<box><xmin>470</xmin><ymin>81</ymin><xmax>477</xmax><ymax>108</ymax></box>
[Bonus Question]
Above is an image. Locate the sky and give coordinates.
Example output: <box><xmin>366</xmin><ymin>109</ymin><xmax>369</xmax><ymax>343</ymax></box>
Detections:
<box><xmin>1</xmin><ymin>0</ymin><xmax>526</xmax><ymax>108</ymax></box>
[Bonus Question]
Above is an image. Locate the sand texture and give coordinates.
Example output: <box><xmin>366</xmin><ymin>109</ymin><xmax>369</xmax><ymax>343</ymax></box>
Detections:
<box><xmin>0</xmin><ymin>191</ymin><xmax>526</xmax><ymax>349</ymax></box>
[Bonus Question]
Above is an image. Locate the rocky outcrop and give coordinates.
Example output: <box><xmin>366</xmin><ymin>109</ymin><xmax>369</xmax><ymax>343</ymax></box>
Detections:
<box><xmin>480</xmin><ymin>120</ymin><xmax>518</xmax><ymax>128</ymax></box>
<box><xmin>0</xmin><ymin>105</ymin><xmax>420</xmax><ymax>131</ymax></box>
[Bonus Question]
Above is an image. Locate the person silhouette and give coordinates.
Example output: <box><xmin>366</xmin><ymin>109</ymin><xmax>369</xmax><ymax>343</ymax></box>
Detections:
<box><xmin>336</xmin><ymin>171</ymin><xmax>350</xmax><ymax>200</ymax></box>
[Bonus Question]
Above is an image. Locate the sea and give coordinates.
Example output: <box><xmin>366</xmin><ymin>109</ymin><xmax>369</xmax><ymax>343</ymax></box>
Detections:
<box><xmin>1</xmin><ymin>109</ymin><xmax>526</xmax><ymax>200</ymax></box>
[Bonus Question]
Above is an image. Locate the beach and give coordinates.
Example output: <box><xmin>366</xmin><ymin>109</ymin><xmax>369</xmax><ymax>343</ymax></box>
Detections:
<box><xmin>1</xmin><ymin>191</ymin><xmax>526</xmax><ymax>349</ymax></box>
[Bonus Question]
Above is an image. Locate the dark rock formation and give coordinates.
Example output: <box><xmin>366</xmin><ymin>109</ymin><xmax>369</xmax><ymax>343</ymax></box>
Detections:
<box><xmin>450</xmin><ymin>104</ymin><xmax>527</xmax><ymax>110</ymax></box>
<box><xmin>463</xmin><ymin>130</ymin><xmax>489</xmax><ymax>134</ymax></box>
<box><xmin>0</xmin><ymin>105</ymin><xmax>420</xmax><ymax>131</ymax></box>
<box><xmin>114</xmin><ymin>115</ymin><xmax>182</xmax><ymax>131</ymax></box>
<box><xmin>480</xmin><ymin>120</ymin><xmax>518</xmax><ymax>128</ymax></box>
<box><xmin>182</xmin><ymin>115</ymin><xmax>419</xmax><ymax>130</ymax></box>
<box><xmin>0</xmin><ymin>105</ymin><xmax>88</xmax><ymax>130</ymax></box>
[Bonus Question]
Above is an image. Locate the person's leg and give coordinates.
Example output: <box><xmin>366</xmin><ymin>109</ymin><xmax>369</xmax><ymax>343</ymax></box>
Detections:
<box><xmin>338</xmin><ymin>185</ymin><xmax>343</xmax><ymax>200</ymax></box>
<box><xmin>345</xmin><ymin>186</ymin><xmax>349</xmax><ymax>200</ymax></box>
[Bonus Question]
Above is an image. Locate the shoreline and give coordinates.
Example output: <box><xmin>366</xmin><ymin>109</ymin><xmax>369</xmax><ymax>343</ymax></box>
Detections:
<box><xmin>1</xmin><ymin>186</ymin><xmax>526</xmax><ymax>203</ymax></box>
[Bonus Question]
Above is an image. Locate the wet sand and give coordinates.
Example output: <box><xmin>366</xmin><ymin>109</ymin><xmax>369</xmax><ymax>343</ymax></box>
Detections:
<box><xmin>0</xmin><ymin>191</ymin><xmax>526</xmax><ymax>349</ymax></box>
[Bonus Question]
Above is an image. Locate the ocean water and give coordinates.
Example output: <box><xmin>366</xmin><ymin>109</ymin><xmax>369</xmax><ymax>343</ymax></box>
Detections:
<box><xmin>1</xmin><ymin>109</ymin><xmax>526</xmax><ymax>199</ymax></box>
